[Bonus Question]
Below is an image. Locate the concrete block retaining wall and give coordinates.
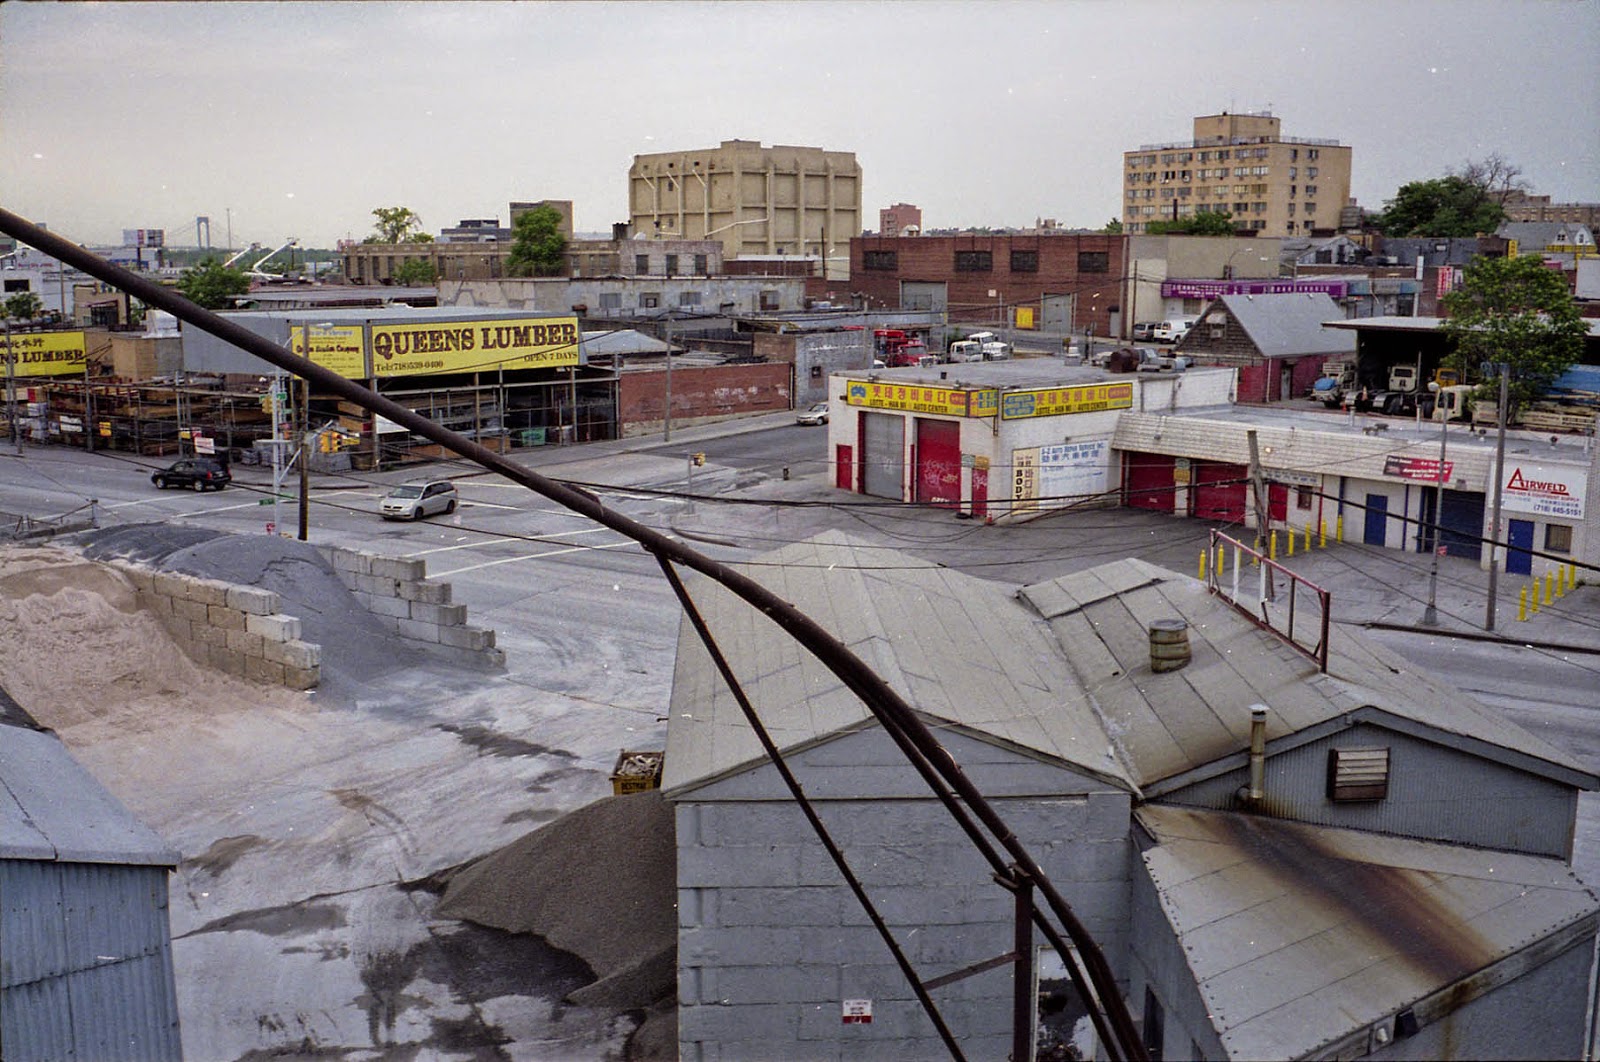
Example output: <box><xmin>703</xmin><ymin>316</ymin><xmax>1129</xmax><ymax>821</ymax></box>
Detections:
<box><xmin>110</xmin><ymin>562</ymin><xmax>321</xmax><ymax>691</ymax></box>
<box><xmin>317</xmin><ymin>545</ymin><xmax>505</xmax><ymax>668</ymax></box>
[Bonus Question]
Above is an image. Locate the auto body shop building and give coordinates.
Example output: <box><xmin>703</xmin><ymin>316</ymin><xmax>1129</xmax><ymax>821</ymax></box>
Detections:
<box><xmin>822</xmin><ymin>362</ymin><xmax>1596</xmax><ymax>575</ymax></box>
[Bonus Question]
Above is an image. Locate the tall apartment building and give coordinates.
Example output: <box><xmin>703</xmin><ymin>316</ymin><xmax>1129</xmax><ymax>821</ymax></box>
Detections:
<box><xmin>1123</xmin><ymin>112</ymin><xmax>1352</xmax><ymax>238</ymax></box>
<box><xmin>628</xmin><ymin>140</ymin><xmax>861</xmax><ymax>261</ymax></box>
<box><xmin>1502</xmin><ymin>191</ymin><xmax>1600</xmax><ymax>228</ymax></box>
<box><xmin>879</xmin><ymin>202</ymin><xmax>922</xmax><ymax>236</ymax></box>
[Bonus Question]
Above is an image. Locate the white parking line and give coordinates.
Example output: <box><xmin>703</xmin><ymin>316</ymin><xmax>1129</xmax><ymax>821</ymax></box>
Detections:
<box><xmin>431</xmin><ymin>538</ymin><xmax>639</xmax><ymax>576</ymax></box>
<box><xmin>402</xmin><ymin>525</ymin><xmax>615</xmax><ymax>558</ymax></box>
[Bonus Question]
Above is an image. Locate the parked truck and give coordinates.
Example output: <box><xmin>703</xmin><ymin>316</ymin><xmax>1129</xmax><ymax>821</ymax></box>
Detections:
<box><xmin>1307</xmin><ymin>358</ymin><xmax>1357</xmax><ymax>408</ymax></box>
<box><xmin>874</xmin><ymin>329</ymin><xmax>930</xmax><ymax>367</ymax></box>
<box><xmin>947</xmin><ymin>331</ymin><xmax>1011</xmax><ymax>362</ymax></box>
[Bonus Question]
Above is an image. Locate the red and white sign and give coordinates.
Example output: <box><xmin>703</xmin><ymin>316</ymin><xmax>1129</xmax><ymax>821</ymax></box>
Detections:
<box><xmin>1500</xmin><ymin>462</ymin><xmax>1586</xmax><ymax>521</ymax></box>
<box><xmin>193</xmin><ymin>434</ymin><xmax>215</xmax><ymax>455</ymax></box>
<box><xmin>842</xmin><ymin>999</ymin><xmax>873</xmax><ymax>1025</ymax></box>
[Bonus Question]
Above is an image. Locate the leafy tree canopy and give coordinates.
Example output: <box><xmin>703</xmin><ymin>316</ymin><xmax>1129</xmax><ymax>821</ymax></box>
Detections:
<box><xmin>2</xmin><ymin>291</ymin><xmax>44</xmax><ymax>321</ymax></box>
<box><xmin>506</xmin><ymin>205</ymin><xmax>568</xmax><ymax>278</ymax></box>
<box><xmin>1146</xmin><ymin>211</ymin><xmax>1236</xmax><ymax>236</ymax></box>
<box><xmin>1376</xmin><ymin>154</ymin><xmax>1526</xmax><ymax>237</ymax></box>
<box><xmin>1102</xmin><ymin>218</ymin><xmax>1124</xmax><ymax>234</ymax></box>
<box><xmin>1441</xmin><ymin>253</ymin><xmax>1586</xmax><ymax>416</ymax></box>
<box><xmin>391</xmin><ymin>258</ymin><xmax>437</xmax><ymax>286</ymax></box>
<box><xmin>367</xmin><ymin>206</ymin><xmax>433</xmax><ymax>244</ymax></box>
<box><xmin>176</xmin><ymin>257</ymin><xmax>252</xmax><ymax>310</ymax></box>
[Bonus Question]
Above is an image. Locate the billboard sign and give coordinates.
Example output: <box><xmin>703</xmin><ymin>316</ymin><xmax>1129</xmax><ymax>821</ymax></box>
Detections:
<box><xmin>4</xmin><ymin>331</ymin><xmax>88</xmax><ymax>376</ymax></box>
<box><xmin>371</xmin><ymin>316</ymin><xmax>580</xmax><ymax>377</ymax></box>
<box><xmin>1161</xmin><ymin>278</ymin><xmax>1349</xmax><ymax>299</ymax></box>
<box><xmin>291</xmin><ymin>324</ymin><xmax>367</xmax><ymax>379</ymax></box>
<box><xmin>846</xmin><ymin>381</ymin><xmax>998</xmax><ymax>417</ymax></box>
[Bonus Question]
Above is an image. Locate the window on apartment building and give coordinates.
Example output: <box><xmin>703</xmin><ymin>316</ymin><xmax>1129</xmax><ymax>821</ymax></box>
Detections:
<box><xmin>759</xmin><ymin>289</ymin><xmax>780</xmax><ymax>310</ymax></box>
<box><xmin>640</xmin><ymin>292</ymin><xmax>661</xmax><ymax>309</ymax></box>
<box><xmin>1161</xmin><ymin>153</ymin><xmax>1174</xmax><ymax>164</ymax></box>
<box><xmin>664</xmin><ymin>254</ymin><xmax>679</xmax><ymax>276</ymax></box>
<box><xmin>1181</xmin><ymin>170</ymin><xmax>1192</xmax><ymax>181</ymax></box>
<box><xmin>1288</xmin><ymin>203</ymin><xmax>1296</xmax><ymax>216</ymax></box>
<box><xmin>1161</xmin><ymin>189</ymin><xmax>1175</xmax><ymax>199</ymax></box>
<box><xmin>635</xmin><ymin>254</ymin><xmax>650</xmax><ymax>274</ymax></box>
<box><xmin>1218</xmin><ymin>150</ymin><xmax>1230</xmax><ymax>160</ymax></box>
<box><xmin>1290</xmin><ymin>167</ymin><xmax>1298</xmax><ymax>179</ymax></box>
<box><xmin>1178</xmin><ymin>187</ymin><xmax>1191</xmax><ymax>197</ymax></box>
<box><xmin>679</xmin><ymin>290</ymin><xmax>701</xmax><ymax>306</ymax></box>
<box><xmin>1290</xmin><ymin>185</ymin><xmax>1298</xmax><ymax>197</ymax></box>
<box><xmin>1306</xmin><ymin>202</ymin><xmax>1317</xmax><ymax>214</ymax></box>
<box><xmin>954</xmin><ymin>250</ymin><xmax>993</xmax><ymax>271</ymax></box>
<box><xmin>1305</xmin><ymin>185</ymin><xmax>1317</xmax><ymax>198</ymax></box>
<box><xmin>863</xmin><ymin>250</ymin><xmax>898</xmax><ymax>270</ymax></box>
<box><xmin>1234</xmin><ymin>202</ymin><xmax>1249</xmax><ymax>213</ymax></box>
<box><xmin>694</xmin><ymin>254</ymin><xmax>708</xmax><ymax>274</ymax></box>
<box><xmin>1308</xmin><ymin>148</ymin><xmax>1320</xmax><ymax>160</ymax></box>
<box><xmin>1077</xmin><ymin>251</ymin><xmax>1110</xmax><ymax>273</ymax></box>
<box><xmin>598</xmin><ymin>292</ymin><xmax>622</xmax><ymax>310</ymax></box>
<box><xmin>1308</xmin><ymin>167</ymin><xmax>1319</xmax><ymax>178</ymax></box>
<box><xmin>1254</xmin><ymin>203</ymin><xmax>1267</xmax><ymax>214</ymax></box>
<box><xmin>1547</xmin><ymin>524</ymin><xmax>1573</xmax><ymax>553</ymax></box>
<box><xmin>1010</xmin><ymin>250</ymin><xmax>1039</xmax><ymax>272</ymax></box>
<box><xmin>1291</xmin><ymin>148</ymin><xmax>1299</xmax><ymax>160</ymax></box>
<box><xmin>1199</xmin><ymin>150</ymin><xmax>1212</xmax><ymax>161</ymax></box>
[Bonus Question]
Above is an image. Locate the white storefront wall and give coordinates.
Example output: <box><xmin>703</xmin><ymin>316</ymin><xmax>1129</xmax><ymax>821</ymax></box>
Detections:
<box><xmin>1111</xmin><ymin>413</ymin><xmax>1596</xmax><ymax>572</ymax></box>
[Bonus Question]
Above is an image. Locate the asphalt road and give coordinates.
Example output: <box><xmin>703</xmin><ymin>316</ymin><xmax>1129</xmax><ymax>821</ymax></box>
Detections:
<box><xmin>3</xmin><ymin>434</ymin><xmax>1598</xmax><ymax>1057</ymax></box>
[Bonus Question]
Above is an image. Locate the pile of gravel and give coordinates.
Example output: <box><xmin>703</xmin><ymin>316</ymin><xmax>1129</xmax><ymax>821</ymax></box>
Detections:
<box><xmin>435</xmin><ymin>789</ymin><xmax>678</xmax><ymax>1053</ymax></box>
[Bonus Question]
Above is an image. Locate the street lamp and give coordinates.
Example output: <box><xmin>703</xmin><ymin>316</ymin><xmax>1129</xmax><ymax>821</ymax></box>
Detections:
<box><xmin>1420</xmin><ymin>380</ymin><xmax>1448</xmax><ymax>626</ymax></box>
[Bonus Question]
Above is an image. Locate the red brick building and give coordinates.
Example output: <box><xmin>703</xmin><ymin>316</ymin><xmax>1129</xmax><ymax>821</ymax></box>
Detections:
<box><xmin>849</xmin><ymin>233</ymin><xmax>1127</xmax><ymax>336</ymax></box>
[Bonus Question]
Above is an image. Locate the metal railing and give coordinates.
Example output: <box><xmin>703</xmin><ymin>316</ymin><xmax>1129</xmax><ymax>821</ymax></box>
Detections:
<box><xmin>1205</xmin><ymin>529</ymin><xmax>1331</xmax><ymax>672</ymax></box>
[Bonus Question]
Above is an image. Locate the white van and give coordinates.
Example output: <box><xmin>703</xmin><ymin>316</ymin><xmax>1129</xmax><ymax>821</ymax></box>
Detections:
<box><xmin>1153</xmin><ymin>316</ymin><xmax>1199</xmax><ymax>344</ymax></box>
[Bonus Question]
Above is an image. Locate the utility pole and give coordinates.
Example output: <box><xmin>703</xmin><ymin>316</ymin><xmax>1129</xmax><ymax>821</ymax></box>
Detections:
<box><xmin>1247</xmin><ymin>430</ymin><xmax>1275</xmax><ymax>601</ymax></box>
<box><xmin>298</xmin><ymin>374</ymin><xmax>310</xmax><ymax>541</ymax></box>
<box><xmin>662</xmin><ymin>312</ymin><xmax>675</xmax><ymax>443</ymax></box>
<box><xmin>4</xmin><ymin>317</ymin><xmax>18</xmax><ymax>455</ymax></box>
<box><xmin>1420</xmin><ymin>383</ymin><xmax>1447</xmax><ymax>626</ymax></box>
<box><xmin>1484</xmin><ymin>363</ymin><xmax>1511</xmax><ymax>631</ymax></box>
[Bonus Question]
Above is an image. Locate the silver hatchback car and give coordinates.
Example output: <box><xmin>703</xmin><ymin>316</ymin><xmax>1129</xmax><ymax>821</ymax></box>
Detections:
<box><xmin>381</xmin><ymin>478</ymin><xmax>459</xmax><ymax>520</ymax></box>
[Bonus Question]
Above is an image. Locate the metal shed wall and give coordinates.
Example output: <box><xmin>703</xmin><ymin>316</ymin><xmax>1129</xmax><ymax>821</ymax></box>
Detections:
<box><xmin>1126</xmin><ymin>858</ymin><xmax>1228</xmax><ymax>1062</ymax></box>
<box><xmin>1</xmin><ymin>860</ymin><xmax>182</xmax><ymax>1062</ymax></box>
<box><xmin>674</xmin><ymin>726</ymin><xmax>1133</xmax><ymax>1060</ymax></box>
<box><xmin>1163</xmin><ymin>723</ymin><xmax>1579</xmax><ymax>859</ymax></box>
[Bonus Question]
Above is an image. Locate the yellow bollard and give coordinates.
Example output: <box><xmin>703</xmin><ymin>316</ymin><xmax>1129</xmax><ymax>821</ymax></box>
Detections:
<box><xmin>1319</xmin><ymin>520</ymin><xmax>1327</xmax><ymax>549</ymax></box>
<box><xmin>1568</xmin><ymin>564</ymin><xmax>1577</xmax><ymax>593</ymax></box>
<box><xmin>1199</xmin><ymin>551</ymin><xmax>1208</xmax><ymax>580</ymax></box>
<box><xmin>1336</xmin><ymin>514</ymin><xmax>1345</xmax><ymax>543</ymax></box>
<box><xmin>1556</xmin><ymin>567</ymin><xmax>1566</xmax><ymax>599</ymax></box>
<box><xmin>1545</xmin><ymin>570</ymin><xmax>1555</xmax><ymax>605</ymax></box>
<box><xmin>1519</xmin><ymin>587</ymin><xmax>1528</xmax><ymax>622</ymax></box>
<box><xmin>1216</xmin><ymin>546</ymin><xmax>1226</xmax><ymax>577</ymax></box>
<box><xmin>1530</xmin><ymin>583</ymin><xmax>1540</xmax><ymax>614</ymax></box>
<box><xmin>1287</xmin><ymin>529</ymin><xmax>1296</xmax><ymax>557</ymax></box>
<box><xmin>1304</xmin><ymin>527</ymin><xmax>1312</xmax><ymax>553</ymax></box>
<box><xmin>1270</xmin><ymin>531</ymin><xmax>1278</xmax><ymax>561</ymax></box>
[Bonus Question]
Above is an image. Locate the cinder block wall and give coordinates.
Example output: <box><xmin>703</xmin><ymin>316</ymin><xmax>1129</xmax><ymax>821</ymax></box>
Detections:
<box><xmin>316</xmin><ymin>546</ymin><xmax>504</xmax><ymax>668</ymax></box>
<box><xmin>110</xmin><ymin>563</ymin><xmax>320</xmax><ymax>690</ymax></box>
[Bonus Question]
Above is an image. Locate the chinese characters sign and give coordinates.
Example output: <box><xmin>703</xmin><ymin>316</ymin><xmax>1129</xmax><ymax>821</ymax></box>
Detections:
<box><xmin>845</xmin><ymin>381</ymin><xmax>998</xmax><ymax>417</ymax></box>
<box><xmin>1001</xmin><ymin>382</ymin><xmax>1134</xmax><ymax>419</ymax></box>
<box><xmin>4</xmin><ymin>331</ymin><xmax>88</xmax><ymax>376</ymax></box>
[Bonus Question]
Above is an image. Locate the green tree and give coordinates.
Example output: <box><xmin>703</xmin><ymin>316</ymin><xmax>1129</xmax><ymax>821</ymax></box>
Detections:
<box><xmin>176</xmin><ymin>257</ymin><xmax>252</xmax><ymax>310</ymax></box>
<box><xmin>391</xmin><ymin>258</ymin><xmax>437</xmax><ymax>286</ymax></box>
<box><xmin>1146</xmin><ymin>212</ymin><xmax>1236</xmax><ymax>236</ymax></box>
<box><xmin>505</xmin><ymin>205</ymin><xmax>568</xmax><ymax>277</ymax></box>
<box><xmin>3</xmin><ymin>291</ymin><xmax>44</xmax><ymax>321</ymax></box>
<box><xmin>1441</xmin><ymin>254</ymin><xmax>1586</xmax><ymax>419</ymax></box>
<box><xmin>367</xmin><ymin>206</ymin><xmax>433</xmax><ymax>244</ymax></box>
<box><xmin>1101</xmin><ymin>218</ymin><xmax>1124</xmax><ymax>234</ymax></box>
<box><xmin>1377</xmin><ymin>155</ymin><xmax>1525</xmax><ymax>236</ymax></box>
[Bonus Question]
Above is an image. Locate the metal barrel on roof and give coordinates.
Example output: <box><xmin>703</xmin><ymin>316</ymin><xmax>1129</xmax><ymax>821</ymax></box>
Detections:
<box><xmin>1148</xmin><ymin>618</ymin><xmax>1191</xmax><ymax>672</ymax></box>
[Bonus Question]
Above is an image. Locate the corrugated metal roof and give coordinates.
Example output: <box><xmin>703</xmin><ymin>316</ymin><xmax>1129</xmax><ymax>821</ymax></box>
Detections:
<box><xmin>1137</xmin><ymin>804</ymin><xmax>1600</xmax><ymax>1059</ymax></box>
<box><xmin>1214</xmin><ymin>292</ymin><xmax>1355</xmax><ymax>358</ymax></box>
<box><xmin>1018</xmin><ymin>560</ymin><xmax>1596</xmax><ymax>792</ymax></box>
<box><xmin>660</xmin><ymin>531</ymin><xmax>1131</xmax><ymax>795</ymax></box>
<box><xmin>0</xmin><ymin>723</ymin><xmax>178</xmax><ymax>866</ymax></box>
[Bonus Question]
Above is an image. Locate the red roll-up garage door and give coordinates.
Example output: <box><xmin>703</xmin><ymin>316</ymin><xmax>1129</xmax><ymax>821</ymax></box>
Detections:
<box><xmin>915</xmin><ymin>418</ymin><xmax>962</xmax><ymax>507</ymax></box>
<box><xmin>1192</xmin><ymin>461</ymin><xmax>1248</xmax><ymax>523</ymax></box>
<box><xmin>1124</xmin><ymin>453</ymin><xmax>1178</xmax><ymax>513</ymax></box>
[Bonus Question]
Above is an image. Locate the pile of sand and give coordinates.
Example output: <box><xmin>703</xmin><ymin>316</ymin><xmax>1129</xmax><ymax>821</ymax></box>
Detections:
<box><xmin>436</xmin><ymin>788</ymin><xmax>678</xmax><ymax>1055</ymax></box>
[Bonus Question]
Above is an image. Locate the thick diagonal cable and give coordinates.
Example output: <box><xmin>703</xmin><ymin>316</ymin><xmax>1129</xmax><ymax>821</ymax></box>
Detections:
<box><xmin>655</xmin><ymin>554</ymin><xmax>966</xmax><ymax>1060</ymax></box>
<box><xmin>0</xmin><ymin>207</ymin><xmax>1146</xmax><ymax>1062</ymax></box>
<box><xmin>658</xmin><ymin>552</ymin><xmax>1123</xmax><ymax>1058</ymax></box>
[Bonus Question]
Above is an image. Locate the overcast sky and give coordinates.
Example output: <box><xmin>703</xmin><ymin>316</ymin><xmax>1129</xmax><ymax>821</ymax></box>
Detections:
<box><xmin>3</xmin><ymin>1</ymin><xmax>1597</xmax><ymax>251</ymax></box>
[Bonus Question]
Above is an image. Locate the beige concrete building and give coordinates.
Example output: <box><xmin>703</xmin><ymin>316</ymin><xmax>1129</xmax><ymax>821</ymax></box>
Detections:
<box><xmin>1123</xmin><ymin>112</ymin><xmax>1352</xmax><ymax>238</ymax></box>
<box><xmin>628</xmin><ymin>140</ymin><xmax>861</xmax><ymax>261</ymax></box>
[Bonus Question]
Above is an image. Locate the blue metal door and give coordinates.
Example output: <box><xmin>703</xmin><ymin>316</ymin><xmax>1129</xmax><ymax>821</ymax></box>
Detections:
<box><xmin>1507</xmin><ymin>519</ymin><xmax>1535</xmax><ymax>576</ymax></box>
<box><xmin>1363</xmin><ymin>494</ymin><xmax>1389</xmax><ymax>546</ymax></box>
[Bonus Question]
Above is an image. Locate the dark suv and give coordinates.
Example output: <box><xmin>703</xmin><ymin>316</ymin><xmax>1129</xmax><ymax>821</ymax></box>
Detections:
<box><xmin>152</xmin><ymin>457</ymin><xmax>232</xmax><ymax>491</ymax></box>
